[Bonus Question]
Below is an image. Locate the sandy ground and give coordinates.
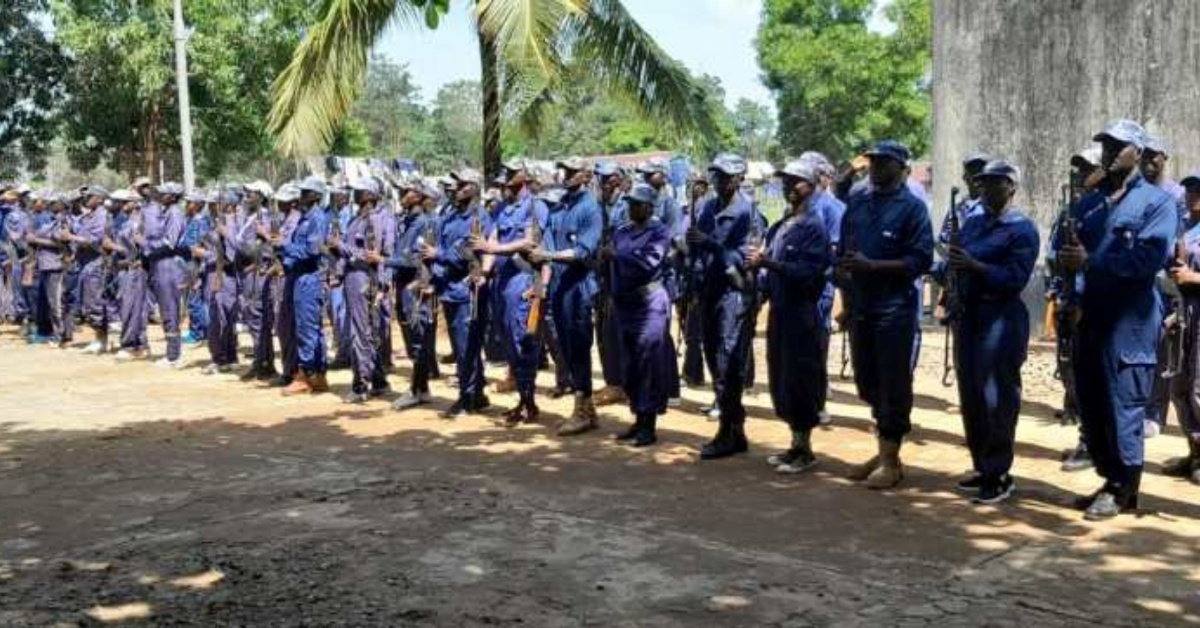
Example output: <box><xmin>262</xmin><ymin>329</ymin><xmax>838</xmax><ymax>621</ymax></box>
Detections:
<box><xmin>1</xmin><ymin>319</ymin><xmax>1199</xmax><ymax>627</ymax></box>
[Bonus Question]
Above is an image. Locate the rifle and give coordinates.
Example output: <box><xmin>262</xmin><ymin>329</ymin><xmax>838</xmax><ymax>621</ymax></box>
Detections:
<box><xmin>1053</xmin><ymin>184</ymin><xmax>1079</xmax><ymax>383</ymax></box>
<box><xmin>524</xmin><ymin>210</ymin><xmax>545</xmax><ymax>334</ymax></box>
<box><xmin>941</xmin><ymin>186</ymin><xmax>962</xmax><ymax>387</ymax></box>
<box><xmin>1162</xmin><ymin>235</ymin><xmax>1188</xmax><ymax>379</ymax></box>
<box><xmin>677</xmin><ymin>189</ymin><xmax>701</xmax><ymax>357</ymax></box>
<box><xmin>210</xmin><ymin>189</ymin><xmax>228</xmax><ymax>295</ymax></box>
<box><xmin>265</xmin><ymin>205</ymin><xmax>285</xmax><ymax>278</ymax></box>
<box><xmin>462</xmin><ymin>207</ymin><xmax>484</xmax><ymax>321</ymax></box>
<box><xmin>363</xmin><ymin>211</ymin><xmax>381</xmax><ymax>348</ymax></box>
<box><xmin>410</xmin><ymin>211</ymin><xmax>436</xmax><ymax>328</ymax></box>
<box><xmin>738</xmin><ymin>205</ymin><xmax>764</xmax><ymax>368</ymax></box>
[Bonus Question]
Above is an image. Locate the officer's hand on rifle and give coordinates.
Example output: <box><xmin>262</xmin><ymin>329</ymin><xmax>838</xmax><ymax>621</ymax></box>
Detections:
<box><xmin>686</xmin><ymin>226</ymin><xmax>707</xmax><ymax>246</ymax></box>
<box><xmin>365</xmin><ymin>249</ymin><xmax>383</xmax><ymax>265</ymax></box>
<box><xmin>527</xmin><ymin>246</ymin><xmax>549</xmax><ymax>264</ymax></box>
<box><xmin>420</xmin><ymin>243</ymin><xmax>439</xmax><ymax>262</ymax></box>
<box><xmin>1170</xmin><ymin>264</ymin><xmax>1200</xmax><ymax>286</ymax></box>
<box><xmin>948</xmin><ymin>245</ymin><xmax>984</xmax><ymax>273</ymax></box>
<box><xmin>745</xmin><ymin>246</ymin><xmax>766</xmax><ymax>269</ymax></box>
<box><xmin>1057</xmin><ymin>235</ymin><xmax>1088</xmax><ymax>272</ymax></box>
<box><xmin>269</xmin><ymin>234</ymin><xmax>284</xmax><ymax>247</ymax></box>
<box><xmin>467</xmin><ymin>233</ymin><xmax>490</xmax><ymax>253</ymax></box>
<box><xmin>256</xmin><ymin>225</ymin><xmax>269</xmax><ymax>240</ymax></box>
<box><xmin>191</xmin><ymin>246</ymin><xmax>206</xmax><ymax>260</ymax></box>
<box><xmin>838</xmin><ymin>251</ymin><xmax>875</xmax><ymax>274</ymax></box>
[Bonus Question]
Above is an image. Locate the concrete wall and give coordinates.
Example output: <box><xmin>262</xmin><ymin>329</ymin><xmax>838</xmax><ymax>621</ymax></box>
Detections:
<box><xmin>931</xmin><ymin>0</ymin><xmax>1200</xmax><ymax>229</ymax></box>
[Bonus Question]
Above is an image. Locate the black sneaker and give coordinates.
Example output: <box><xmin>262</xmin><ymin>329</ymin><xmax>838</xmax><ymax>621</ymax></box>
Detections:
<box><xmin>470</xmin><ymin>393</ymin><xmax>491</xmax><ymax>412</ymax></box>
<box><xmin>972</xmin><ymin>475</ymin><xmax>1015</xmax><ymax>505</ymax></box>
<box><xmin>956</xmin><ymin>473</ymin><xmax>985</xmax><ymax>493</ymax></box>
<box><xmin>440</xmin><ymin>400</ymin><xmax>468</xmax><ymax>419</ymax></box>
<box><xmin>767</xmin><ymin>448</ymin><xmax>803</xmax><ymax>467</ymax></box>
<box><xmin>369</xmin><ymin>385</ymin><xmax>393</xmax><ymax>398</ymax></box>
<box><xmin>1061</xmin><ymin>442</ymin><xmax>1093</xmax><ymax>472</ymax></box>
<box><xmin>775</xmin><ymin>451</ymin><xmax>817</xmax><ymax>474</ymax></box>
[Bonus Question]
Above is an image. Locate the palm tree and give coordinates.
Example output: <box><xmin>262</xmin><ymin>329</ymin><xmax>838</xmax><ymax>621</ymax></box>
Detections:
<box><xmin>267</xmin><ymin>0</ymin><xmax>722</xmax><ymax>177</ymax></box>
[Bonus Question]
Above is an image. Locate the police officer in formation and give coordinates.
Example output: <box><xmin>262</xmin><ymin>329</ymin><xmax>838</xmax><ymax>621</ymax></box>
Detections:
<box><xmin>1056</xmin><ymin>119</ymin><xmax>1177</xmax><ymax>520</ymax></box>
<box><xmin>8</xmin><ymin>122</ymin><xmax>1200</xmax><ymax>524</ymax></box>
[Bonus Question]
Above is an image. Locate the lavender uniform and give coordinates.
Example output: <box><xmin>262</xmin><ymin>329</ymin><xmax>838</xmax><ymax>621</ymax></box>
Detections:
<box><xmin>610</xmin><ymin>221</ymin><xmax>673</xmax><ymax>419</ymax></box>
<box><xmin>341</xmin><ymin>205</ymin><xmax>397</xmax><ymax>394</ymax></box>
<box><xmin>235</xmin><ymin>206</ymin><xmax>279</xmax><ymax>371</ymax></box>
<box><xmin>115</xmin><ymin>210</ymin><xmax>149</xmax><ymax>352</ymax></box>
<box><xmin>74</xmin><ymin>207</ymin><xmax>110</xmax><ymax>334</ymax></box>
<box><xmin>5</xmin><ymin>206</ymin><xmax>34</xmax><ymax>325</ymax></box>
<box><xmin>204</xmin><ymin>212</ymin><xmax>242</xmax><ymax>367</ymax></box>
<box><xmin>762</xmin><ymin>210</ymin><xmax>831</xmax><ymax>432</ymax></box>
<box><xmin>143</xmin><ymin>201</ymin><xmax>186</xmax><ymax>361</ymax></box>
<box><xmin>33</xmin><ymin>211</ymin><xmax>70</xmax><ymax>341</ymax></box>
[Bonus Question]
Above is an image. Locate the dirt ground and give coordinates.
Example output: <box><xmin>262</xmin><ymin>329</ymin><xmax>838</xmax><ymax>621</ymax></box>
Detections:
<box><xmin>1</xmin><ymin>320</ymin><xmax>1199</xmax><ymax>627</ymax></box>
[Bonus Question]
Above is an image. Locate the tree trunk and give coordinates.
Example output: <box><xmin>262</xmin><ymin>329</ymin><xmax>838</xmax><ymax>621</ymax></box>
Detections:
<box><xmin>477</xmin><ymin>26</ymin><xmax>501</xmax><ymax>182</ymax></box>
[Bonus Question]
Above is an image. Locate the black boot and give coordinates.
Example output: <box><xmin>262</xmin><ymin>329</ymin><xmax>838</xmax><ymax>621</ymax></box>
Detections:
<box><xmin>1162</xmin><ymin>439</ymin><xmax>1200</xmax><ymax>478</ymax></box>
<box><xmin>700</xmin><ymin>422</ymin><xmax>747</xmax><ymax>460</ymax></box>
<box><xmin>615</xmin><ymin>417</ymin><xmax>641</xmax><ymax>442</ymax></box>
<box><xmin>631</xmin><ymin>413</ymin><xmax>658</xmax><ymax>448</ymax></box>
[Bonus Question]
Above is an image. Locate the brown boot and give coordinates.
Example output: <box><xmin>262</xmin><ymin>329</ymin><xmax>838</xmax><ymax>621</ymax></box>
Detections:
<box><xmin>848</xmin><ymin>454</ymin><xmax>880</xmax><ymax>482</ymax></box>
<box><xmin>593</xmin><ymin>386</ymin><xmax>628</xmax><ymax>407</ymax></box>
<box><xmin>557</xmin><ymin>394</ymin><xmax>598</xmax><ymax>437</ymax></box>
<box><xmin>282</xmin><ymin>372</ymin><xmax>311</xmax><ymax>396</ymax></box>
<box><xmin>308</xmin><ymin>373</ymin><xmax>329</xmax><ymax>393</ymax></box>
<box><xmin>864</xmin><ymin>438</ymin><xmax>904</xmax><ymax>489</ymax></box>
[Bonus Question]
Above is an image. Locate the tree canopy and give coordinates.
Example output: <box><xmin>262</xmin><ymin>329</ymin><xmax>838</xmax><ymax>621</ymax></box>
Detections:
<box><xmin>757</xmin><ymin>0</ymin><xmax>930</xmax><ymax>160</ymax></box>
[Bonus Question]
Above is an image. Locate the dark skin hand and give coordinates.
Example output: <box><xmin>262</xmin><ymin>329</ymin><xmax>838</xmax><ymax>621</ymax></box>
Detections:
<box><xmin>947</xmin><ymin>245</ymin><xmax>986</xmax><ymax>273</ymax></box>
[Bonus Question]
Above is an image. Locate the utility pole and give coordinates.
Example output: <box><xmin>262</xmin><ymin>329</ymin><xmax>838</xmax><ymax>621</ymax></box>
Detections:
<box><xmin>173</xmin><ymin>0</ymin><xmax>195</xmax><ymax>191</ymax></box>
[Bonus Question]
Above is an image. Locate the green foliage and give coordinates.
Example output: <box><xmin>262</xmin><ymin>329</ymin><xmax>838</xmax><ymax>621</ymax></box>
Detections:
<box><xmin>51</xmin><ymin>0</ymin><xmax>318</xmax><ymax>178</ymax></box>
<box><xmin>757</xmin><ymin>0</ymin><xmax>931</xmax><ymax>160</ymax></box>
<box><xmin>269</xmin><ymin>0</ymin><xmax>724</xmax><ymax>162</ymax></box>
<box><xmin>0</xmin><ymin>0</ymin><xmax>68</xmax><ymax>174</ymax></box>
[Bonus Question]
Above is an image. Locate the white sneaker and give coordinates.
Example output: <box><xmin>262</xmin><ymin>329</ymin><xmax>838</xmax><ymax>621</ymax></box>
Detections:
<box><xmin>1144</xmin><ymin>419</ymin><xmax>1161</xmax><ymax>439</ymax></box>
<box><xmin>115</xmin><ymin>348</ymin><xmax>148</xmax><ymax>362</ymax></box>
<box><xmin>81</xmin><ymin>341</ymin><xmax>105</xmax><ymax>355</ymax></box>
<box><xmin>236</xmin><ymin>323</ymin><xmax>248</xmax><ymax>334</ymax></box>
<box><xmin>706</xmin><ymin>407</ymin><xmax>721</xmax><ymax>421</ymax></box>
<box><xmin>667</xmin><ymin>397</ymin><xmax>681</xmax><ymax>408</ymax></box>
<box><xmin>818</xmin><ymin>409</ymin><xmax>832</xmax><ymax>426</ymax></box>
<box><xmin>155</xmin><ymin>357</ymin><xmax>183</xmax><ymax>369</ymax></box>
<box><xmin>108</xmin><ymin>322</ymin><xmax>122</xmax><ymax>334</ymax></box>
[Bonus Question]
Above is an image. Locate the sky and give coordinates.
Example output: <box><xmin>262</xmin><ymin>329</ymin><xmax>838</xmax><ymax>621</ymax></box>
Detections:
<box><xmin>375</xmin><ymin>0</ymin><xmax>772</xmax><ymax>109</ymax></box>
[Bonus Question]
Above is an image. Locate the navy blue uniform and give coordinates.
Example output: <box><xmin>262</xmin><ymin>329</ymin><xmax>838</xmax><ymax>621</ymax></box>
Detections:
<box><xmin>1058</xmin><ymin>174</ymin><xmax>1175</xmax><ymax>489</ymax></box>
<box><xmin>840</xmin><ymin>185</ymin><xmax>934</xmax><ymax>442</ymax></box>
<box><xmin>280</xmin><ymin>205</ymin><xmax>330</xmax><ymax>376</ymax></box>
<box><xmin>611</xmin><ymin>221</ymin><xmax>673</xmax><ymax>417</ymax></box>
<box><xmin>432</xmin><ymin>204</ymin><xmax>493</xmax><ymax>405</ymax></box>
<box><xmin>943</xmin><ymin>208</ymin><xmax>1038</xmax><ymax>478</ymax></box>
<box><xmin>693</xmin><ymin>192</ymin><xmax>758</xmax><ymax>425</ymax></box>
<box><xmin>389</xmin><ymin>207</ymin><xmax>440</xmax><ymax>394</ymax></box>
<box><xmin>547</xmin><ymin>188</ymin><xmax>602</xmax><ymax>396</ymax></box>
<box><xmin>492</xmin><ymin>192</ymin><xmax>550</xmax><ymax>400</ymax></box>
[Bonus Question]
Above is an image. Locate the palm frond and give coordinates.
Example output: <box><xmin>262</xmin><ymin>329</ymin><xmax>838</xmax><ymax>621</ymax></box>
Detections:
<box><xmin>267</xmin><ymin>0</ymin><xmax>422</xmax><ymax>157</ymax></box>
<box><xmin>568</xmin><ymin>0</ymin><xmax>723</xmax><ymax>150</ymax></box>
<box><xmin>474</xmin><ymin>0</ymin><xmax>584</xmax><ymax>83</ymax></box>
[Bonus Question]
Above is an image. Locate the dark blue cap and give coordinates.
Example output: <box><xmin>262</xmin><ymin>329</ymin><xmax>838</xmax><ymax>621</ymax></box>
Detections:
<box><xmin>1181</xmin><ymin>172</ymin><xmax>1200</xmax><ymax>188</ymax></box>
<box><xmin>973</xmin><ymin>159</ymin><xmax>1021</xmax><ymax>186</ymax></box>
<box><xmin>708</xmin><ymin>153</ymin><xmax>747</xmax><ymax>176</ymax></box>
<box><xmin>865</xmin><ymin>140</ymin><xmax>911</xmax><ymax>166</ymax></box>
<box><xmin>624</xmin><ymin>182</ymin><xmax>659</xmax><ymax>205</ymax></box>
<box><xmin>962</xmin><ymin>152</ymin><xmax>990</xmax><ymax>168</ymax></box>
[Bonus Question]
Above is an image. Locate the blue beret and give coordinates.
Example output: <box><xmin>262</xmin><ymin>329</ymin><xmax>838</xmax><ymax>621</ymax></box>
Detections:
<box><xmin>865</xmin><ymin>140</ymin><xmax>912</xmax><ymax>166</ymax></box>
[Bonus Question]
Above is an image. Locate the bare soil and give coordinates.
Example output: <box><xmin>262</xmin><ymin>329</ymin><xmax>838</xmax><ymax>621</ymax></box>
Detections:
<box><xmin>1</xmin><ymin>322</ymin><xmax>1198</xmax><ymax>627</ymax></box>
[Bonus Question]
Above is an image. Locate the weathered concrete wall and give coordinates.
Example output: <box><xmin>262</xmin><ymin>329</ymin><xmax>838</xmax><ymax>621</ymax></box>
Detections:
<box><xmin>931</xmin><ymin>0</ymin><xmax>1200</xmax><ymax>230</ymax></box>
